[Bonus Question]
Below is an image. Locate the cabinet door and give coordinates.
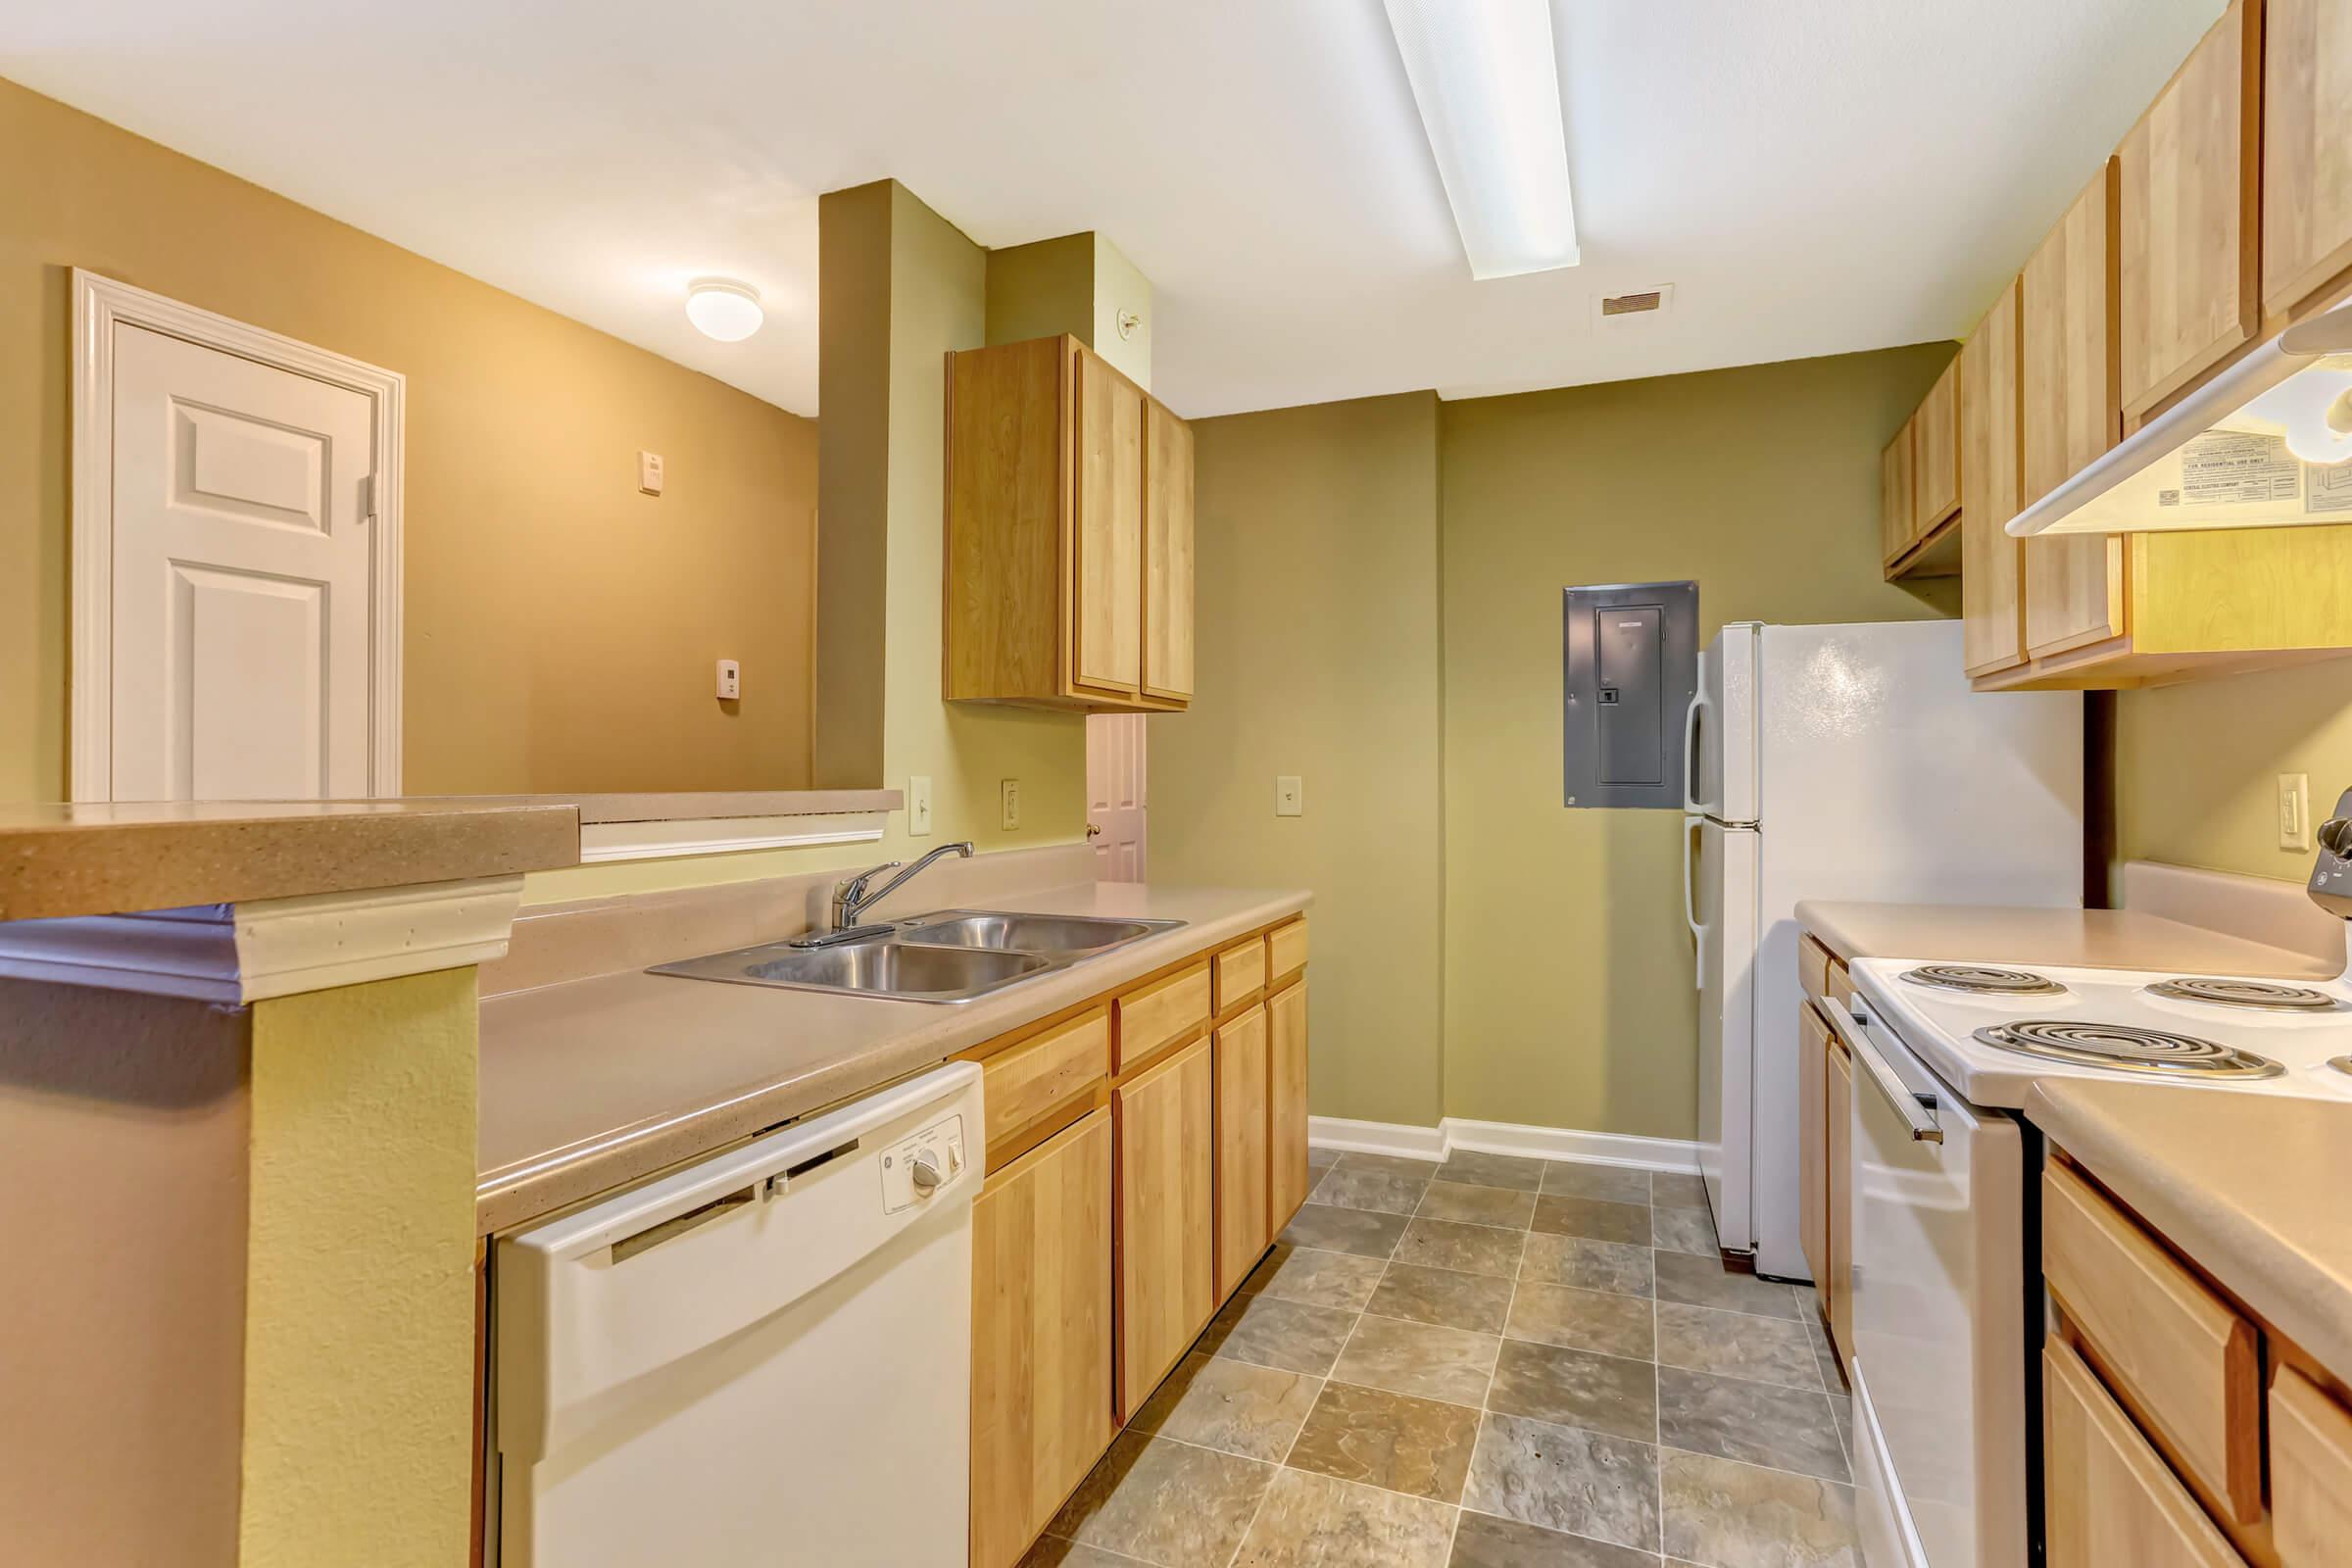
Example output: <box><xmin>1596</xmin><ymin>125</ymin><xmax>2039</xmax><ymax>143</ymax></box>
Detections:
<box><xmin>2044</xmin><ymin>1339</ymin><xmax>2245</xmax><ymax>1568</ymax></box>
<box><xmin>1825</xmin><ymin>1038</ymin><xmax>1853</xmax><ymax>1369</ymax></box>
<box><xmin>1915</xmin><ymin>357</ymin><xmax>1962</xmax><ymax>535</ymax></box>
<box><xmin>971</xmin><ymin>1109</ymin><xmax>1114</xmax><ymax>1568</ymax></box>
<box><xmin>1880</xmin><ymin>419</ymin><xmax>1916</xmax><ymax>564</ymax></box>
<box><xmin>2119</xmin><ymin>0</ymin><xmax>2262</xmax><ymax>420</ymax></box>
<box><xmin>1212</xmin><ymin>1004</ymin><xmax>1271</xmax><ymax>1296</ymax></box>
<box><xmin>1072</xmin><ymin>345</ymin><xmax>1144</xmax><ymax>696</ymax></box>
<box><xmin>1113</xmin><ymin>1035</ymin><xmax>1215</xmax><ymax>1419</ymax></box>
<box><xmin>1142</xmin><ymin>400</ymin><xmax>1196</xmax><ymax>703</ymax></box>
<box><xmin>2265</xmin><ymin>0</ymin><xmax>2352</xmax><ymax>318</ymax></box>
<box><xmin>1797</xmin><ymin>1003</ymin><xmax>1830</xmax><ymax>1294</ymax></box>
<box><xmin>2023</xmin><ymin>162</ymin><xmax>2126</xmax><ymax>658</ymax></box>
<box><xmin>1268</xmin><ymin>979</ymin><xmax>1311</xmax><ymax>1231</ymax></box>
<box><xmin>1960</xmin><ymin>281</ymin><xmax>2027</xmax><ymax>675</ymax></box>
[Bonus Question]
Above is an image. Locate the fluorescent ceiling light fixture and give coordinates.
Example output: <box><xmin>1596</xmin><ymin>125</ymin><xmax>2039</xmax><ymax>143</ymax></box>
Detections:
<box><xmin>685</xmin><ymin>277</ymin><xmax>763</xmax><ymax>342</ymax></box>
<box><xmin>1383</xmin><ymin>0</ymin><xmax>1580</xmax><ymax>279</ymax></box>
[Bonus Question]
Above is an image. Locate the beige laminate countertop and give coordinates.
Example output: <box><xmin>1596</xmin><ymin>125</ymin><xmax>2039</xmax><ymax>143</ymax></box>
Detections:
<box><xmin>2027</xmin><ymin>1079</ymin><xmax>2352</xmax><ymax>1382</ymax></box>
<box><xmin>1795</xmin><ymin>900</ymin><xmax>2336</xmax><ymax>979</ymax></box>
<box><xmin>0</xmin><ymin>799</ymin><xmax>579</xmax><ymax>921</ymax></box>
<box><xmin>477</xmin><ymin>880</ymin><xmax>1310</xmax><ymax>1234</ymax></box>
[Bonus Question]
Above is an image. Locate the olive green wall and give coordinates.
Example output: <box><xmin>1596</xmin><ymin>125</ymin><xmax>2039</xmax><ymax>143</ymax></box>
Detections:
<box><xmin>1154</xmin><ymin>345</ymin><xmax>1958</xmax><ymax>1138</ymax></box>
<box><xmin>2116</xmin><ymin>660</ymin><xmax>2352</xmax><ymax>879</ymax></box>
<box><xmin>983</xmin><ymin>230</ymin><xmax>1153</xmax><ymax>385</ymax></box>
<box><xmin>1149</xmin><ymin>393</ymin><xmax>1447</xmax><ymax>1126</ymax></box>
<box><xmin>1440</xmin><ymin>346</ymin><xmax>1958</xmax><ymax>1137</ymax></box>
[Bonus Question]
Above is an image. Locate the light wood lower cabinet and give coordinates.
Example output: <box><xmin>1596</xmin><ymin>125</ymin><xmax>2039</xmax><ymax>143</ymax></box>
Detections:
<box><xmin>2272</xmin><ymin>1365</ymin><xmax>2352</xmax><ymax>1565</ymax></box>
<box><xmin>1797</xmin><ymin>1002</ymin><xmax>1831</xmax><ymax>1298</ymax></box>
<box><xmin>971</xmin><ymin>1109</ymin><xmax>1115</xmax><ymax>1568</ymax></box>
<box><xmin>1212</xmin><ymin>1004</ymin><xmax>1271</xmax><ymax>1296</ymax></box>
<box><xmin>2044</xmin><ymin>1338</ymin><xmax>2246</xmax><ymax>1568</ymax></box>
<box><xmin>1268</xmin><ymin>978</ymin><xmax>1311</xmax><ymax>1231</ymax></box>
<box><xmin>1825</xmin><ymin>1035</ymin><xmax>1853</xmax><ymax>1369</ymax></box>
<box><xmin>1112</xmin><ymin>1034</ymin><xmax>1216</xmax><ymax>1421</ymax></box>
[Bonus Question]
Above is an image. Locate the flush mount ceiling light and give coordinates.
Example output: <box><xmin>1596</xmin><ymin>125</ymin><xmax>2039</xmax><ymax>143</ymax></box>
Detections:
<box><xmin>1382</xmin><ymin>0</ymin><xmax>1580</xmax><ymax>279</ymax></box>
<box><xmin>685</xmin><ymin>277</ymin><xmax>763</xmax><ymax>342</ymax></box>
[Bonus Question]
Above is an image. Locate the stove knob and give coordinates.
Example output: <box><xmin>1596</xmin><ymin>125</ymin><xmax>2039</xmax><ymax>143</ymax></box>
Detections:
<box><xmin>2321</xmin><ymin>817</ymin><xmax>2352</xmax><ymax>858</ymax></box>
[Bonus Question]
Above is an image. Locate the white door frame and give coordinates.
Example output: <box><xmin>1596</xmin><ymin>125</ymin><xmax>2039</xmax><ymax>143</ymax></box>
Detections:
<box><xmin>70</xmin><ymin>269</ymin><xmax>406</xmax><ymax>800</ymax></box>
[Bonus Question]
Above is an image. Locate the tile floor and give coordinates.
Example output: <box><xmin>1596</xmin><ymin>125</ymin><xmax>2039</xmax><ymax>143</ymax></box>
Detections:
<box><xmin>1026</xmin><ymin>1148</ymin><xmax>1859</xmax><ymax>1568</ymax></box>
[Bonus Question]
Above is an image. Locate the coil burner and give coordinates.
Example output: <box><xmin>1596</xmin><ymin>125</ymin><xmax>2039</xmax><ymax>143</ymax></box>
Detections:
<box><xmin>1898</xmin><ymin>965</ymin><xmax>2066</xmax><ymax>997</ymax></box>
<box><xmin>1971</xmin><ymin>1020</ymin><xmax>2282</xmax><ymax>1079</ymax></box>
<box><xmin>2144</xmin><ymin>977</ymin><xmax>2341</xmax><ymax>1012</ymax></box>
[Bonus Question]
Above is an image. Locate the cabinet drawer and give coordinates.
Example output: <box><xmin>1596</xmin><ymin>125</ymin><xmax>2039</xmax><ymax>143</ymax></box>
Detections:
<box><xmin>1798</xmin><ymin>934</ymin><xmax>1834</xmax><ymax>1008</ymax></box>
<box><xmin>2042</xmin><ymin>1163</ymin><xmax>2262</xmax><ymax>1522</ymax></box>
<box><xmin>1266</xmin><ymin>916</ymin><xmax>1308</xmax><ymax>984</ymax></box>
<box><xmin>981</xmin><ymin>1007</ymin><xmax>1109</xmax><ymax>1168</ymax></box>
<box><xmin>2273</xmin><ymin>1366</ymin><xmax>2352</xmax><ymax>1567</ymax></box>
<box><xmin>2044</xmin><ymin>1338</ymin><xmax>2247</xmax><ymax>1568</ymax></box>
<box><xmin>1112</xmin><ymin>961</ymin><xmax>1210</xmax><ymax>1073</ymax></box>
<box><xmin>1212</xmin><ymin>938</ymin><xmax>1265</xmax><ymax>1014</ymax></box>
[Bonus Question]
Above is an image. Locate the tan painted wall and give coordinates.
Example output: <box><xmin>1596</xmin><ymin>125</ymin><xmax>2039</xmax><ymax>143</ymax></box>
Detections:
<box><xmin>1149</xmin><ymin>394</ymin><xmax>1447</xmax><ymax>1126</ymax></box>
<box><xmin>1441</xmin><ymin>346</ymin><xmax>1959</xmax><ymax>1136</ymax></box>
<box><xmin>239</xmin><ymin>967</ymin><xmax>479</xmax><ymax>1566</ymax></box>
<box><xmin>0</xmin><ymin>76</ymin><xmax>816</xmax><ymax>799</ymax></box>
<box><xmin>2116</xmin><ymin>660</ymin><xmax>2352</xmax><ymax>878</ymax></box>
<box><xmin>0</xmin><ymin>979</ymin><xmax>250</xmax><ymax>1567</ymax></box>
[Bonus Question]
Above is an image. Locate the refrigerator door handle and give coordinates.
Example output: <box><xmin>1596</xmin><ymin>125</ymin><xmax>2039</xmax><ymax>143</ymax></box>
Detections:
<box><xmin>1681</xmin><ymin>691</ymin><xmax>1706</xmax><ymax>815</ymax></box>
<box><xmin>1682</xmin><ymin>814</ymin><xmax>1705</xmax><ymax>989</ymax></box>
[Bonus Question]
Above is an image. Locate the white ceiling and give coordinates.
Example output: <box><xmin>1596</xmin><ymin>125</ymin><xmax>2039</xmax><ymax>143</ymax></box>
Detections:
<box><xmin>6</xmin><ymin>0</ymin><xmax>2224</xmax><ymax>418</ymax></box>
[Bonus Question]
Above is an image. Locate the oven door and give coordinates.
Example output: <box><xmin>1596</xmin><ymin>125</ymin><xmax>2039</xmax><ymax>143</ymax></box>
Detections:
<box><xmin>1838</xmin><ymin>999</ymin><xmax>2026</xmax><ymax>1568</ymax></box>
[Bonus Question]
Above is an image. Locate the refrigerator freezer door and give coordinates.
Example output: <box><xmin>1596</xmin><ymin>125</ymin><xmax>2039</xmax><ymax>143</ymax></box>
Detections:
<box><xmin>1694</xmin><ymin>817</ymin><xmax>1760</xmax><ymax>1253</ymax></box>
<box><xmin>1688</xmin><ymin>623</ymin><xmax>1759</xmax><ymax>825</ymax></box>
<box><xmin>1744</xmin><ymin>618</ymin><xmax>2078</xmax><ymax>1278</ymax></box>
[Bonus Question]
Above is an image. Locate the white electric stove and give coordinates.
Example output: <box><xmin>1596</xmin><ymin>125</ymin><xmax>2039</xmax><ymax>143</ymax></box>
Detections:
<box><xmin>1831</xmin><ymin>948</ymin><xmax>2352</xmax><ymax>1568</ymax></box>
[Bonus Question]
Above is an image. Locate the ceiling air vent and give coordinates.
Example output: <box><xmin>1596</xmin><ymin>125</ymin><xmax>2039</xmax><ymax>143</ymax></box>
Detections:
<box><xmin>1594</xmin><ymin>284</ymin><xmax>1675</xmax><ymax>325</ymax></box>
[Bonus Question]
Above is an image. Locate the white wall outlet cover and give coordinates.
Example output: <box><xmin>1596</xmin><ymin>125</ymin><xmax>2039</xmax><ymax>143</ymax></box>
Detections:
<box><xmin>715</xmin><ymin>659</ymin><xmax>740</xmax><ymax>700</ymax></box>
<box><xmin>1276</xmin><ymin>775</ymin><xmax>1304</xmax><ymax>817</ymax></box>
<box><xmin>999</xmin><ymin>778</ymin><xmax>1021</xmax><ymax>832</ymax></box>
<box><xmin>638</xmin><ymin>450</ymin><xmax>664</xmax><ymax>495</ymax></box>
<box><xmin>2279</xmin><ymin>771</ymin><xmax>2313</xmax><ymax>851</ymax></box>
<box><xmin>906</xmin><ymin>775</ymin><xmax>934</xmax><ymax>837</ymax></box>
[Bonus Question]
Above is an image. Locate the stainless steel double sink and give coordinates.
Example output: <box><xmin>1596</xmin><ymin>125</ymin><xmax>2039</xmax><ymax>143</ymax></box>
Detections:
<box><xmin>649</xmin><ymin>909</ymin><xmax>1186</xmax><ymax>1004</ymax></box>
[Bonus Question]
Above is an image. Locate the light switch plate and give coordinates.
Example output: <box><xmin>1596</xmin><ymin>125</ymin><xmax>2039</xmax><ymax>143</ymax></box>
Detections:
<box><xmin>638</xmin><ymin>451</ymin><xmax>664</xmax><ymax>495</ymax></box>
<box><xmin>999</xmin><ymin>778</ymin><xmax>1021</xmax><ymax>831</ymax></box>
<box><xmin>906</xmin><ymin>775</ymin><xmax>933</xmax><ymax>837</ymax></box>
<box><xmin>2279</xmin><ymin>771</ymin><xmax>2313</xmax><ymax>851</ymax></box>
<box><xmin>714</xmin><ymin>659</ymin><xmax>740</xmax><ymax>700</ymax></box>
<box><xmin>1275</xmin><ymin>775</ymin><xmax>1304</xmax><ymax>817</ymax></box>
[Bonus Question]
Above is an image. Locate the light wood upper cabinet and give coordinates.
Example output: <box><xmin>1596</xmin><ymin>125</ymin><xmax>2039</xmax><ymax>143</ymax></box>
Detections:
<box><xmin>1142</xmin><ymin>400</ymin><xmax>1196</xmax><ymax>702</ymax></box>
<box><xmin>944</xmin><ymin>335</ymin><xmax>1195</xmax><ymax>713</ymax></box>
<box><xmin>1914</xmin><ymin>357</ymin><xmax>1962</xmax><ymax>535</ymax></box>
<box><xmin>2265</xmin><ymin>0</ymin><xmax>2352</xmax><ymax>319</ymax></box>
<box><xmin>1880</xmin><ymin>419</ymin><xmax>1916</xmax><ymax>564</ymax></box>
<box><xmin>1960</xmin><ymin>281</ymin><xmax>2028</xmax><ymax>675</ymax></box>
<box><xmin>2118</xmin><ymin>0</ymin><xmax>2263</xmax><ymax>422</ymax></box>
<box><xmin>1073</xmin><ymin>347</ymin><xmax>1144</xmax><ymax>695</ymax></box>
<box><xmin>1211</xmin><ymin>1004</ymin><xmax>1271</xmax><ymax>1296</ymax></box>
<box><xmin>1112</xmin><ymin>1035</ymin><xmax>1215</xmax><ymax>1420</ymax></box>
<box><xmin>2022</xmin><ymin>161</ymin><xmax>2126</xmax><ymax>659</ymax></box>
<box><xmin>971</xmin><ymin>1109</ymin><xmax>1114</xmax><ymax>1568</ymax></box>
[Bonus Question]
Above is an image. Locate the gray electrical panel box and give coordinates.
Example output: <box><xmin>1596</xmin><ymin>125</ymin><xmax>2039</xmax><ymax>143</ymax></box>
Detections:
<box><xmin>1563</xmin><ymin>581</ymin><xmax>1697</xmax><ymax>808</ymax></box>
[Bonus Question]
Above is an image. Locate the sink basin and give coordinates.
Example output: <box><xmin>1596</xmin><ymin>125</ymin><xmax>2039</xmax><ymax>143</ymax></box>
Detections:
<box><xmin>893</xmin><ymin>910</ymin><xmax>1173</xmax><ymax>956</ymax></box>
<box><xmin>654</xmin><ymin>936</ymin><xmax>1054</xmax><ymax>1003</ymax></box>
<box><xmin>648</xmin><ymin>908</ymin><xmax>1184</xmax><ymax>1004</ymax></box>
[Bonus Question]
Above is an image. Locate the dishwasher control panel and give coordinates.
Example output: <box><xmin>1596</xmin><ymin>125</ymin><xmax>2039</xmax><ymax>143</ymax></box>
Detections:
<box><xmin>880</xmin><ymin>1113</ymin><xmax>967</xmax><ymax>1213</ymax></box>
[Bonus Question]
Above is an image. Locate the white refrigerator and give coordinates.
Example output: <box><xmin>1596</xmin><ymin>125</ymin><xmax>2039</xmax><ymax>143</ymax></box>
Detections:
<box><xmin>1685</xmin><ymin>620</ymin><xmax>2082</xmax><ymax>1279</ymax></box>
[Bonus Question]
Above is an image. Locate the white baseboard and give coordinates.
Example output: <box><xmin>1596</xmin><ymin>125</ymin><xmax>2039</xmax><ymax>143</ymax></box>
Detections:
<box><xmin>1306</xmin><ymin>1115</ymin><xmax>1448</xmax><ymax>1161</ymax></box>
<box><xmin>1309</xmin><ymin>1114</ymin><xmax>1698</xmax><ymax>1174</ymax></box>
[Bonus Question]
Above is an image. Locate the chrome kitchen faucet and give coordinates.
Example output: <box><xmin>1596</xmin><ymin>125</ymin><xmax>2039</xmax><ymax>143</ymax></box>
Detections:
<box><xmin>790</xmin><ymin>841</ymin><xmax>975</xmax><ymax>949</ymax></box>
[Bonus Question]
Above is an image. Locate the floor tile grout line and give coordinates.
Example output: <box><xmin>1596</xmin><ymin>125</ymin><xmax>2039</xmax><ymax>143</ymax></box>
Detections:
<box><xmin>1651</xmin><ymin>1246</ymin><xmax>1666</xmax><ymax>1559</ymax></box>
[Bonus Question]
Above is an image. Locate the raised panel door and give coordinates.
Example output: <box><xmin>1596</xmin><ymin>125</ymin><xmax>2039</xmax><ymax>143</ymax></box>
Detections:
<box><xmin>1915</xmin><ymin>356</ymin><xmax>1962</xmax><ymax>534</ymax></box>
<box><xmin>1142</xmin><ymin>400</ymin><xmax>1195</xmax><ymax>702</ymax></box>
<box><xmin>1112</xmin><ymin>1036</ymin><xmax>1214</xmax><ymax>1419</ymax></box>
<box><xmin>1268</xmin><ymin>978</ymin><xmax>1311</xmax><ymax>1230</ymax></box>
<box><xmin>1960</xmin><ymin>281</ymin><xmax>2028</xmax><ymax>675</ymax></box>
<box><xmin>1212</xmin><ymin>1004</ymin><xmax>1271</xmax><ymax>1296</ymax></box>
<box><xmin>2264</xmin><ymin>0</ymin><xmax>2352</xmax><ymax>318</ymax></box>
<box><xmin>1072</xmin><ymin>346</ymin><xmax>1143</xmax><ymax>696</ymax></box>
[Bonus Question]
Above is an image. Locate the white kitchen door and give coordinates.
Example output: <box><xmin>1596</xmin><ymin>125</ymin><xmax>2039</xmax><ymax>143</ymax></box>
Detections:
<box><xmin>107</xmin><ymin>323</ymin><xmax>379</xmax><ymax>800</ymax></box>
<box><xmin>1086</xmin><ymin>712</ymin><xmax>1147</xmax><ymax>879</ymax></box>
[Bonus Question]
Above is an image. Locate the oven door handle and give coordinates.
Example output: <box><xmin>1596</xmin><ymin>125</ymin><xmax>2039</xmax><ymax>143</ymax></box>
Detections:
<box><xmin>1842</xmin><ymin>1004</ymin><xmax>1943</xmax><ymax>1145</ymax></box>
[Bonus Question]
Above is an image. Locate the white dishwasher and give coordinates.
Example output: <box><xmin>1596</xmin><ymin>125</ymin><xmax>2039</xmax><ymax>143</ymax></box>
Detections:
<box><xmin>492</xmin><ymin>1061</ymin><xmax>982</xmax><ymax>1567</ymax></box>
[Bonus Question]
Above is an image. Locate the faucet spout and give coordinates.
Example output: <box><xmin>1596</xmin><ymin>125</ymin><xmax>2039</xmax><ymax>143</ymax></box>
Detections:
<box><xmin>827</xmin><ymin>841</ymin><xmax>975</xmax><ymax>934</ymax></box>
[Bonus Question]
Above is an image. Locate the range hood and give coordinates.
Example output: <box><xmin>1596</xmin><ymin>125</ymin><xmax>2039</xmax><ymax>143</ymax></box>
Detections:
<box><xmin>2009</xmin><ymin>299</ymin><xmax>2352</xmax><ymax>537</ymax></box>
